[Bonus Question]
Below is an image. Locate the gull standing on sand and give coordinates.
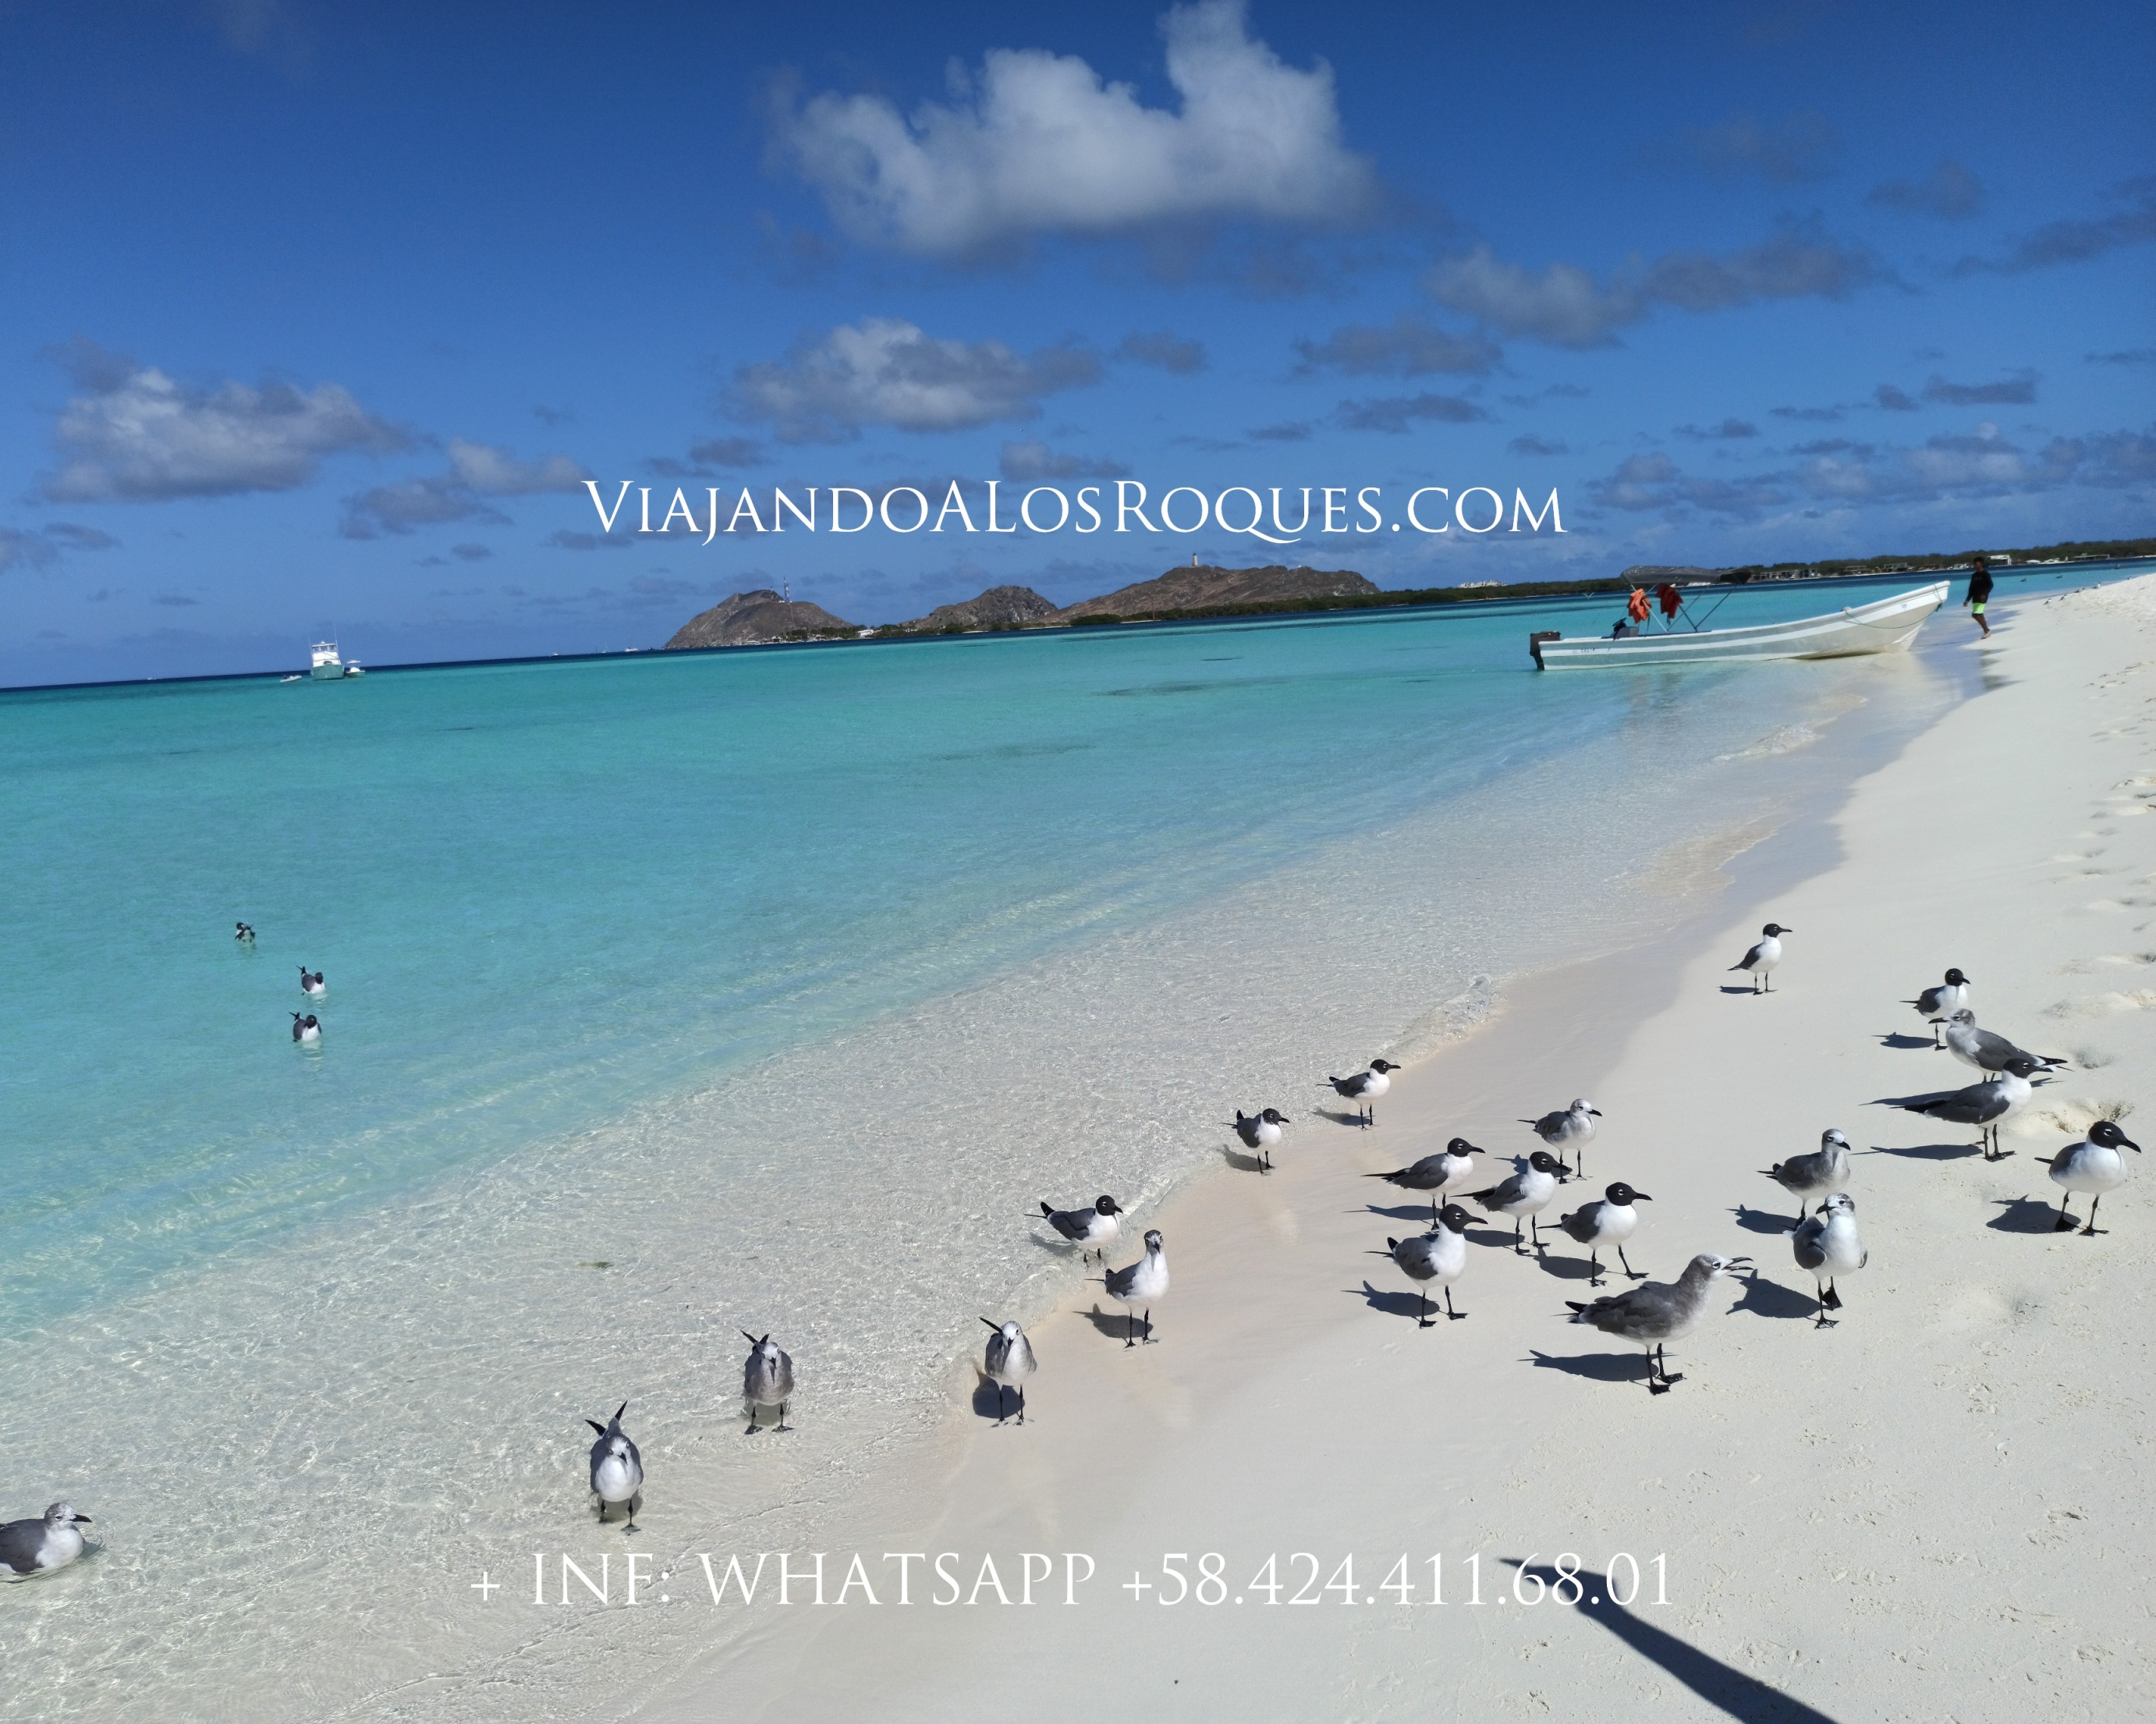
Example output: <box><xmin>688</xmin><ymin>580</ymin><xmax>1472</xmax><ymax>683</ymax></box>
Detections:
<box><xmin>0</xmin><ymin>1503</ymin><xmax>91</xmax><ymax>1577</ymax></box>
<box><xmin>1761</xmin><ymin>1129</ymin><xmax>1852</xmax><ymax>1227</ymax></box>
<box><xmin>1039</xmin><ymin>1196</ymin><xmax>1124</xmax><ymax>1265</ymax></box>
<box><xmin>741</xmin><ymin>1333</ymin><xmax>795</xmax><ymax>1433</ymax></box>
<box><xmin>2048</xmin><ymin>1120</ymin><xmax>2142</xmax><ymax>1234</ymax></box>
<box><xmin>1232</xmin><ymin>1108</ymin><xmax>1291</xmax><ymax>1171</ymax></box>
<box><xmin>1104</xmin><ymin>1229</ymin><xmax>1168</xmax><ymax>1346</ymax></box>
<box><xmin>1567</xmin><ymin>1253</ymin><xmax>1752</xmax><ymax>1394</ymax></box>
<box><xmin>1904</xmin><ymin>967</ymin><xmax>1972</xmax><ymax>1047</ymax></box>
<box><xmin>1466</xmin><ymin>1150</ymin><xmax>1570</xmax><ymax>1254</ymax></box>
<box><xmin>585</xmin><ymin>1403</ymin><xmax>642</xmax><ymax>1524</ymax></box>
<box><xmin>1939</xmin><ymin>1009</ymin><xmax>2067</xmax><ymax>1080</ymax></box>
<box><xmin>1791</xmin><ymin>1194</ymin><xmax>1866</xmax><ymax>1325</ymax></box>
<box><xmin>1729</xmin><ymin>924</ymin><xmax>1791</xmax><ymax>992</ymax></box>
<box><xmin>1522</xmin><ymin>1099</ymin><xmax>1599</xmax><ymax>1179</ymax></box>
<box><xmin>1365</xmin><ymin>1138</ymin><xmax>1484</xmax><ymax>1223</ymax></box>
<box><xmin>1886</xmin><ymin>1053</ymin><xmax>2046</xmax><ymax>1159</ymax></box>
<box><xmin>299</xmin><ymin>966</ymin><xmax>324</xmax><ymax>998</ymax></box>
<box><xmin>291</xmin><ymin>1012</ymin><xmax>321</xmax><ymax>1045</ymax></box>
<box><xmin>1324</xmin><ymin>1060</ymin><xmax>1399</xmax><ymax>1126</ymax></box>
<box><xmin>1381</xmin><ymin>1205</ymin><xmax>1473</xmax><ymax>1325</ymax></box>
<box><xmin>1556</xmin><ymin>1182</ymin><xmax>1651</xmax><ymax>1284</ymax></box>
<box><xmin>979</xmin><ymin>1318</ymin><xmax>1036</xmax><ymax>1424</ymax></box>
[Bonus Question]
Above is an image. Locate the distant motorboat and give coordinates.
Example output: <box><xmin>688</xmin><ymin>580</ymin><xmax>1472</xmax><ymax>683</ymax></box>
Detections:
<box><xmin>308</xmin><ymin>640</ymin><xmax>366</xmax><ymax>680</ymax></box>
<box><xmin>1530</xmin><ymin>581</ymin><xmax>1949</xmax><ymax>670</ymax></box>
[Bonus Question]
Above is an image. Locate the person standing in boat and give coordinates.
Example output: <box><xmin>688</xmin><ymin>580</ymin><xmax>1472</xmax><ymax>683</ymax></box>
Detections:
<box><xmin>1963</xmin><ymin>556</ymin><xmax>1994</xmax><ymax>639</ymax></box>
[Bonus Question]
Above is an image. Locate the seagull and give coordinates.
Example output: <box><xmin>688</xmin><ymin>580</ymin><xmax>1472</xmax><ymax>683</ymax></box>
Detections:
<box><xmin>1761</xmin><ymin>1129</ymin><xmax>1852</xmax><ymax>1227</ymax></box>
<box><xmin>1939</xmin><ymin>1009</ymin><xmax>2067</xmax><ymax>1080</ymax></box>
<box><xmin>1364</xmin><ymin>1137</ymin><xmax>1484</xmax><ymax>1222</ymax></box>
<box><xmin>1521</xmin><ymin>1099</ymin><xmax>1599</xmax><ymax>1179</ymax></box>
<box><xmin>1380</xmin><ymin>1205</ymin><xmax>1473</xmax><ymax>1325</ymax></box>
<box><xmin>2048</xmin><ymin>1120</ymin><xmax>2142</xmax><ymax>1235</ymax></box>
<box><xmin>1556</xmin><ymin>1181</ymin><xmax>1651</xmax><ymax>1284</ymax></box>
<box><xmin>1904</xmin><ymin>967</ymin><xmax>1972</xmax><ymax>1047</ymax></box>
<box><xmin>1567</xmin><ymin>1253</ymin><xmax>1752</xmax><ymax>1393</ymax></box>
<box><xmin>1232</xmin><ymin>1107</ymin><xmax>1291</xmax><ymax>1170</ymax></box>
<box><xmin>0</xmin><ymin>1503</ymin><xmax>91</xmax><ymax>1577</ymax></box>
<box><xmin>1104</xmin><ymin>1229</ymin><xmax>1168</xmax><ymax>1346</ymax></box>
<box><xmin>1039</xmin><ymin>1196</ymin><xmax>1124</xmax><ymax>1265</ymax></box>
<box><xmin>290</xmin><ymin>1012</ymin><xmax>321</xmax><ymax>1045</ymax></box>
<box><xmin>1324</xmin><ymin>1060</ymin><xmax>1399</xmax><ymax>1126</ymax></box>
<box><xmin>234</xmin><ymin>921</ymin><xmax>254</xmax><ymax>946</ymax></box>
<box><xmin>1885</xmin><ymin>1054</ymin><xmax>2045</xmax><ymax>1158</ymax></box>
<box><xmin>1465</xmin><ymin>1150</ymin><xmax>1570</xmax><ymax>1254</ymax></box>
<box><xmin>979</xmin><ymin>1318</ymin><xmax>1036</xmax><ymax>1424</ymax></box>
<box><xmin>299</xmin><ymin>967</ymin><xmax>324</xmax><ymax>997</ymax></box>
<box><xmin>584</xmin><ymin>1403</ymin><xmax>642</xmax><ymax>1524</ymax></box>
<box><xmin>741</xmin><ymin>1332</ymin><xmax>795</xmax><ymax>1433</ymax></box>
<box><xmin>1791</xmin><ymin>1193</ymin><xmax>1866</xmax><ymax>1326</ymax></box>
<box><xmin>1729</xmin><ymin>923</ymin><xmax>1791</xmax><ymax>992</ymax></box>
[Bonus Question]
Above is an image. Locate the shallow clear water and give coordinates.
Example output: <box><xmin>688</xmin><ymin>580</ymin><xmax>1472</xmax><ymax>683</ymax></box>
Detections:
<box><xmin>0</xmin><ymin>562</ymin><xmax>2143</xmax><ymax>1720</ymax></box>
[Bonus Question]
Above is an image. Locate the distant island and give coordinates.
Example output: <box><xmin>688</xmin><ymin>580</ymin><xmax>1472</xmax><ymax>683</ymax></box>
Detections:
<box><xmin>661</xmin><ymin>534</ymin><xmax>2156</xmax><ymax>649</ymax></box>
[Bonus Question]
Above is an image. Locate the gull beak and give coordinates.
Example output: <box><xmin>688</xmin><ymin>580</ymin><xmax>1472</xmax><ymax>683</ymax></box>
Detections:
<box><xmin>73</xmin><ymin>1514</ymin><xmax>91</xmax><ymax>1524</ymax></box>
<box><xmin>1634</xmin><ymin>1193</ymin><xmax>1654</xmax><ymax>1201</ymax></box>
<box><xmin>2124</xmin><ymin>1137</ymin><xmax>2144</xmax><ymax>1153</ymax></box>
<box><xmin>1589</xmin><ymin>1109</ymin><xmax>1602</xmax><ymax>1116</ymax></box>
<box><xmin>980</xmin><ymin>1317</ymin><xmax>1001</xmax><ymax>1330</ymax></box>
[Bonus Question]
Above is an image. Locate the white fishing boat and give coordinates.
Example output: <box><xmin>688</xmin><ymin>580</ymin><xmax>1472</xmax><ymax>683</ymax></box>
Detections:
<box><xmin>307</xmin><ymin>640</ymin><xmax>366</xmax><ymax>680</ymax></box>
<box><xmin>1530</xmin><ymin>580</ymin><xmax>1948</xmax><ymax>670</ymax></box>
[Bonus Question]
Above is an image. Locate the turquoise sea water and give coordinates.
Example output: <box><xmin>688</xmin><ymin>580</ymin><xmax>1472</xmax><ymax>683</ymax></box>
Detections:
<box><xmin>0</xmin><ymin>562</ymin><xmax>2147</xmax><ymax>1722</ymax></box>
<box><xmin>0</xmin><ymin>564</ymin><xmax>2142</xmax><ymax>1328</ymax></box>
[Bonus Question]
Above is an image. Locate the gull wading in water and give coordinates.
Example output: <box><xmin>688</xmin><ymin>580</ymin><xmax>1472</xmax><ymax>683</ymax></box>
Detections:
<box><xmin>1324</xmin><ymin>1060</ymin><xmax>1399</xmax><ymax>1127</ymax></box>
<box><xmin>1904</xmin><ymin>967</ymin><xmax>1972</xmax><ymax>1047</ymax></box>
<box><xmin>1381</xmin><ymin>1204</ymin><xmax>1473</xmax><ymax>1326</ymax></box>
<box><xmin>1364</xmin><ymin>1137</ymin><xmax>1484</xmax><ymax>1224</ymax></box>
<box><xmin>0</xmin><ymin>1503</ymin><xmax>91</xmax><ymax>1578</ymax></box>
<box><xmin>2048</xmin><ymin>1120</ymin><xmax>2141</xmax><ymax>1235</ymax></box>
<box><xmin>1039</xmin><ymin>1195</ymin><xmax>1123</xmax><ymax>1266</ymax></box>
<box><xmin>291</xmin><ymin>1012</ymin><xmax>321</xmax><ymax>1045</ymax></box>
<box><xmin>1232</xmin><ymin>1107</ymin><xmax>1291</xmax><ymax>1171</ymax></box>
<box><xmin>1761</xmin><ymin>1129</ymin><xmax>1853</xmax><ymax>1227</ymax></box>
<box><xmin>234</xmin><ymin>921</ymin><xmax>255</xmax><ymax>946</ymax></box>
<box><xmin>1729</xmin><ymin>924</ymin><xmax>1791</xmax><ymax>993</ymax></box>
<box><xmin>741</xmin><ymin>1333</ymin><xmax>795</xmax><ymax>1434</ymax></box>
<box><xmin>1104</xmin><ymin>1229</ymin><xmax>1168</xmax><ymax>1346</ymax></box>
<box><xmin>585</xmin><ymin>1403</ymin><xmax>642</xmax><ymax>1525</ymax></box>
<box><xmin>979</xmin><ymin>1318</ymin><xmax>1036</xmax><ymax>1424</ymax></box>
<box><xmin>1466</xmin><ymin>1150</ymin><xmax>1570</xmax><ymax>1254</ymax></box>
<box><xmin>1939</xmin><ymin>1009</ymin><xmax>2067</xmax><ymax>1080</ymax></box>
<box><xmin>299</xmin><ymin>966</ymin><xmax>324</xmax><ymax>998</ymax></box>
<box><xmin>1568</xmin><ymin>1253</ymin><xmax>1752</xmax><ymax>1394</ymax></box>
<box><xmin>1791</xmin><ymin>1193</ymin><xmax>1867</xmax><ymax>1326</ymax></box>
<box><xmin>1522</xmin><ymin>1098</ymin><xmax>1599</xmax><ymax>1180</ymax></box>
<box><xmin>1556</xmin><ymin>1182</ymin><xmax>1651</xmax><ymax>1284</ymax></box>
<box><xmin>1885</xmin><ymin>1053</ymin><xmax>2046</xmax><ymax>1160</ymax></box>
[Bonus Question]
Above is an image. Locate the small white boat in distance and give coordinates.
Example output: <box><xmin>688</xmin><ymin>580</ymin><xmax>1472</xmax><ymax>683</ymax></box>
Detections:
<box><xmin>307</xmin><ymin>640</ymin><xmax>367</xmax><ymax>680</ymax></box>
<box><xmin>1530</xmin><ymin>581</ymin><xmax>1948</xmax><ymax>670</ymax></box>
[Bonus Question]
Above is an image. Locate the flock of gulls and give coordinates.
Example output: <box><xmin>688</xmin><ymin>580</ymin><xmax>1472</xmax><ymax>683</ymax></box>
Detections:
<box><xmin>4</xmin><ymin>919</ymin><xmax>2142</xmax><ymax>1573</ymax></box>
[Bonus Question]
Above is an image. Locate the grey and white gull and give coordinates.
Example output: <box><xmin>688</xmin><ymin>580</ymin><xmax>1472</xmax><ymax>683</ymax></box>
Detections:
<box><xmin>979</xmin><ymin>1318</ymin><xmax>1037</xmax><ymax>1424</ymax></box>
<box><xmin>584</xmin><ymin>1403</ymin><xmax>643</xmax><ymax>1524</ymax></box>
<box><xmin>1567</xmin><ymin>1252</ymin><xmax>1752</xmax><ymax>1393</ymax></box>
<box><xmin>741</xmin><ymin>1332</ymin><xmax>795</xmax><ymax>1433</ymax></box>
<box><xmin>1324</xmin><ymin>1059</ymin><xmax>1399</xmax><ymax>1127</ymax></box>
<box><xmin>1379</xmin><ymin>1204</ymin><xmax>1473</xmax><ymax>1325</ymax></box>
<box><xmin>1903</xmin><ymin>967</ymin><xmax>1971</xmax><ymax>1047</ymax></box>
<box><xmin>1040</xmin><ymin>1195</ymin><xmax>1124</xmax><ymax>1265</ymax></box>
<box><xmin>1791</xmin><ymin>1193</ymin><xmax>1867</xmax><ymax>1326</ymax></box>
<box><xmin>1761</xmin><ymin>1129</ymin><xmax>1852</xmax><ymax>1227</ymax></box>
<box><xmin>1556</xmin><ymin>1181</ymin><xmax>1651</xmax><ymax>1284</ymax></box>
<box><xmin>1232</xmin><ymin>1107</ymin><xmax>1291</xmax><ymax>1171</ymax></box>
<box><xmin>1885</xmin><ymin>1053</ymin><xmax>2046</xmax><ymax>1159</ymax></box>
<box><xmin>1729</xmin><ymin>923</ymin><xmax>1791</xmax><ymax>993</ymax></box>
<box><xmin>1103</xmin><ymin>1229</ymin><xmax>1169</xmax><ymax>1346</ymax></box>
<box><xmin>2048</xmin><ymin>1120</ymin><xmax>2141</xmax><ymax>1235</ymax></box>
<box><xmin>0</xmin><ymin>1503</ymin><xmax>91</xmax><ymax>1578</ymax></box>
<box><xmin>1521</xmin><ymin>1098</ymin><xmax>1599</xmax><ymax>1179</ymax></box>
<box><xmin>1939</xmin><ymin>1009</ymin><xmax>2067</xmax><ymax>1080</ymax></box>
<box><xmin>1466</xmin><ymin>1150</ymin><xmax>1570</xmax><ymax>1254</ymax></box>
<box><xmin>1364</xmin><ymin>1137</ymin><xmax>1483</xmax><ymax>1223</ymax></box>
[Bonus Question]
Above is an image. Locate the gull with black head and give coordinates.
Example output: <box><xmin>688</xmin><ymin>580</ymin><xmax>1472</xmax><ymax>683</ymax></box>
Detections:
<box><xmin>1378</xmin><ymin>1204</ymin><xmax>1473</xmax><ymax>1326</ymax></box>
<box><xmin>1039</xmin><ymin>1195</ymin><xmax>1123</xmax><ymax>1265</ymax></box>
<box><xmin>1885</xmin><ymin>1052</ymin><xmax>2046</xmax><ymax>1159</ymax></box>
<box><xmin>1466</xmin><ymin>1150</ymin><xmax>1570</xmax><ymax>1254</ymax></box>
<box><xmin>1324</xmin><ymin>1060</ymin><xmax>1398</xmax><ymax>1127</ymax></box>
<box><xmin>1729</xmin><ymin>923</ymin><xmax>1792</xmax><ymax>992</ymax></box>
<box><xmin>2048</xmin><ymin>1120</ymin><xmax>2141</xmax><ymax>1234</ymax></box>
<box><xmin>1904</xmin><ymin>967</ymin><xmax>1971</xmax><ymax>1047</ymax></box>
<box><xmin>1364</xmin><ymin>1137</ymin><xmax>1483</xmax><ymax>1223</ymax></box>
<box><xmin>1232</xmin><ymin>1107</ymin><xmax>1291</xmax><ymax>1171</ymax></box>
<box><xmin>1556</xmin><ymin>1182</ymin><xmax>1651</xmax><ymax>1284</ymax></box>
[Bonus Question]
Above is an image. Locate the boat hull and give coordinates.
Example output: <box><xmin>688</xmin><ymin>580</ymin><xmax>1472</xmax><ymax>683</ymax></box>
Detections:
<box><xmin>1533</xmin><ymin>582</ymin><xmax>1948</xmax><ymax>670</ymax></box>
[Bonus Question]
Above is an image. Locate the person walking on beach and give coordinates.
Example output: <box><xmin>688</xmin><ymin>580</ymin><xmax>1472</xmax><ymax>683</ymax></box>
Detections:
<box><xmin>1964</xmin><ymin>556</ymin><xmax>1994</xmax><ymax>639</ymax></box>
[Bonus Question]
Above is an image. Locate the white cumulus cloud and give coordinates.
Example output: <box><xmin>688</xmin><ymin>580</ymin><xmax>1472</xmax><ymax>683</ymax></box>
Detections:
<box><xmin>342</xmin><ymin>438</ymin><xmax>590</xmax><ymax>538</ymax></box>
<box><xmin>727</xmin><ymin>319</ymin><xmax>1102</xmax><ymax>442</ymax></box>
<box><xmin>774</xmin><ymin>0</ymin><xmax>1377</xmax><ymax>254</ymax></box>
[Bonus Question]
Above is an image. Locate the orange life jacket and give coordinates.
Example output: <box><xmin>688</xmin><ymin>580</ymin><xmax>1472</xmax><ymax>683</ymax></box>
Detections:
<box><xmin>1627</xmin><ymin>588</ymin><xmax>1651</xmax><ymax>623</ymax></box>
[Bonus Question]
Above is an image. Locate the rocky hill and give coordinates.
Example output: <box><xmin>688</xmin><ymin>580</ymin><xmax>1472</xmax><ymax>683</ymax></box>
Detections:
<box><xmin>892</xmin><ymin>584</ymin><xmax>1058</xmax><ymax>633</ymax></box>
<box><xmin>1055</xmin><ymin>562</ymin><xmax>1378</xmax><ymax>622</ymax></box>
<box><xmin>664</xmin><ymin>590</ymin><xmax>857</xmax><ymax>649</ymax></box>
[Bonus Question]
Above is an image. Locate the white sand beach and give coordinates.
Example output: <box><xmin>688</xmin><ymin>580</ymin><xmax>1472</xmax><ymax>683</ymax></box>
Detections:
<box><xmin>642</xmin><ymin>576</ymin><xmax>2156</xmax><ymax>1721</ymax></box>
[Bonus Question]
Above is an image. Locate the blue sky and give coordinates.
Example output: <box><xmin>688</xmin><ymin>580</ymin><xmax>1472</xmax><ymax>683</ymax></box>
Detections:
<box><xmin>2</xmin><ymin>0</ymin><xmax>2151</xmax><ymax>683</ymax></box>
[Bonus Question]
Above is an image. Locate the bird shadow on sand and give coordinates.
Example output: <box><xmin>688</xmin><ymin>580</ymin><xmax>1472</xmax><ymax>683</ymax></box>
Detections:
<box><xmin>1079</xmin><ymin>1303</ymin><xmax>1154</xmax><ymax>1345</ymax></box>
<box><xmin>1718</xmin><ymin>984</ymin><xmax>1765</xmax><ymax>996</ymax></box>
<box><xmin>1732</xmin><ymin>1272</ymin><xmax>1815</xmax><ymax>1321</ymax></box>
<box><xmin>1988</xmin><ymin>1195</ymin><xmax>2065</xmax><ymax>1234</ymax></box>
<box><xmin>1527</xmin><ymin>1349</ymin><xmax>1651</xmax><ymax>1385</ymax></box>
<box><xmin>968</xmin><ymin>1368</ymin><xmax>1026</xmax><ymax>1424</ymax></box>
<box><xmin>1363</xmin><ymin>1201</ymin><xmax>1447</xmax><ymax>1223</ymax></box>
<box><xmin>1536</xmin><ymin>1252</ymin><xmax>1601</xmax><ymax>1282</ymax></box>
<box><xmin>1730</xmin><ymin>1204</ymin><xmax>1798</xmax><ymax>1236</ymax></box>
<box><xmin>1217</xmin><ymin>1143</ymin><xmax>1270</xmax><ymax>1175</ymax></box>
<box><xmin>1865</xmin><ymin>1137</ymin><xmax>1982</xmax><ymax>1162</ymax></box>
<box><xmin>1875</xmin><ymin>1031</ymin><xmax>1939</xmax><ymax>1050</ymax></box>
<box><xmin>1313</xmin><ymin>1107</ymin><xmax>1372</xmax><ymax>1129</ymax></box>
<box><xmin>1466</xmin><ymin>1225</ymin><xmax>1526</xmax><ymax>1251</ymax></box>
<box><xmin>1505</xmin><ymin>1563</ymin><xmax>1842</xmax><ymax>1722</ymax></box>
<box><xmin>1350</xmin><ymin>1280</ymin><xmax>1441</xmax><ymax>1323</ymax></box>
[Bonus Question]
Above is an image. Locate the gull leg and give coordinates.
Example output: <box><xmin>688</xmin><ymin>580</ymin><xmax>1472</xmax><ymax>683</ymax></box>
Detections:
<box><xmin>745</xmin><ymin>1405</ymin><xmax>760</xmax><ymax>1436</ymax></box>
<box><xmin>1125</xmin><ymin>1310</ymin><xmax>1137</xmax><ymax>1348</ymax></box>
<box><xmin>777</xmin><ymin>1400</ymin><xmax>789</xmax><ymax>1433</ymax></box>
<box><xmin>1589</xmin><ymin>1249</ymin><xmax>1604</xmax><ymax>1286</ymax></box>
<box><xmin>1513</xmin><ymin>1218</ymin><xmax>1526</xmax><ymax>1256</ymax></box>
<box><xmin>2080</xmin><ymin>1193</ymin><xmax>2105</xmax><ymax>1237</ymax></box>
<box><xmin>995</xmin><ymin>1384</ymin><xmax>1007</xmax><ymax>1425</ymax></box>
<box><xmin>1647</xmin><ymin>1346</ymin><xmax>1669</xmax><ymax>1394</ymax></box>
<box><xmin>1531</xmin><ymin>1215</ymin><xmax>1545</xmax><ymax>1254</ymax></box>
<box><xmin>1016</xmin><ymin>1385</ymin><xmax>1025</xmax><ymax>1426</ymax></box>
<box><xmin>1618</xmin><ymin>1243</ymin><xmax>1640</xmax><ymax>1279</ymax></box>
<box><xmin>2055</xmin><ymin>1194</ymin><xmax>2077</xmax><ymax>1232</ymax></box>
<box><xmin>1822</xmin><ymin>1278</ymin><xmax>1842</xmax><ymax>1310</ymax></box>
<box><xmin>1141</xmin><ymin>1307</ymin><xmax>1157</xmax><ymax>1345</ymax></box>
<box><xmin>1418</xmin><ymin>1290</ymin><xmax>1431</xmax><ymax>1329</ymax></box>
<box><xmin>1445</xmin><ymin>1286</ymin><xmax>1463</xmax><ymax>1321</ymax></box>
